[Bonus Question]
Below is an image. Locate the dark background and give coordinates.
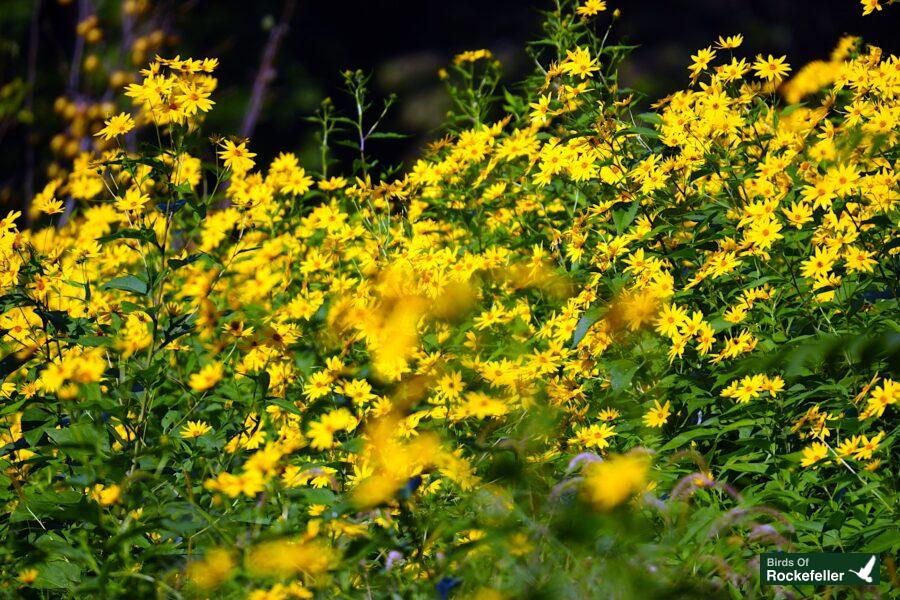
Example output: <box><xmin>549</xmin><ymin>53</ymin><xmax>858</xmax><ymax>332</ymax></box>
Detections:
<box><xmin>1</xmin><ymin>0</ymin><xmax>896</xmax><ymax>213</ymax></box>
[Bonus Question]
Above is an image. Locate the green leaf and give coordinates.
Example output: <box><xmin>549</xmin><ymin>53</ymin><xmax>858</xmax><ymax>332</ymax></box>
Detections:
<box><xmin>0</xmin><ymin>352</ymin><xmax>29</xmax><ymax>382</ymax></box>
<box><xmin>621</xmin><ymin>126</ymin><xmax>660</xmax><ymax>140</ymax></box>
<box><xmin>636</xmin><ymin>112</ymin><xmax>662</xmax><ymax>125</ymax></box>
<box><xmin>613</xmin><ymin>201</ymin><xmax>639</xmax><ymax>235</ymax></box>
<box><xmin>571</xmin><ymin>311</ymin><xmax>600</xmax><ymax>348</ymax></box>
<box><xmin>865</xmin><ymin>529</ymin><xmax>900</xmax><ymax>553</ymax></box>
<box><xmin>11</xmin><ymin>490</ymin><xmax>82</xmax><ymax>523</ymax></box>
<box><xmin>102</xmin><ymin>275</ymin><xmax>149</xmax><ymax>296</ymax></box>
<box><xmin>659</xmin><ymin>426</ymin><xmax>716</xmax><ymax>452</ymax></box>
<box><xmin>608</xmin><ymin>359</ymin><xmax>639</xmax><ymax>392</ymax></box>
<box><xmin>168</xmin><ymin>252</ymin><xmax>206</xmax><ymax>270</ymax></box>
<box><xmin>268</xmin><ymin>398</ymin><xmax>303</xmax><ymax>416</ymax></box>
<box><xmin>367</xmin><ymin>131</ymin><xmax>409</xmax><ymax>140</ymax></box>
<box><xmin>779</xmin><ymin>102</ymin><xmax>806</xmax><ymax>117</ymax></box>
<box><xmin>32</xmin><ymin>560</ymin><xmax>82</xmax><ymax>590</ymax></box>
<box><xmin>96</xmin><ymin>228</ymin><xmax>157</xmax><ymax>245</ymax></box>
<box><xmin>161</xmin><ymin>313</ymin><xmax>196</xmax><ymax>347</ymax></box>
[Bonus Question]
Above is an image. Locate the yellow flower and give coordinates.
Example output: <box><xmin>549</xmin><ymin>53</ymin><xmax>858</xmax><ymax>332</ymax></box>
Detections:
<box><xmin>800</xmin><ymin>442</ymin><xmax>829</xmax><ymax>467</ymax></box>
<box><xmin>464</xmin><ymin>391</ymin><xmax>509</xmax><ymax>419</ymax></box>
<box><xmin>655</xmin><ymin>304</ymin><xmax>688</xmax><ymax>338</ymax></box>
<box><xmin>642</xmin><ymin>400</ymin><xmax>671</xmax><ymax>428</ymax></box>
<box><xmin>204</xmin><ymin>469</ymin><xmax>265</xmax><ymax>498</ymax></box>
<box><xmin>453</xmin><ymin>49</ymin><xmax>493</xmax><ymax>65</ymax></box>
<box><xmin>723</xmin><ymin>304</ymin><xmax>748</xmax><ymax>324</ymax></box>
<box><xmin>582</xmin><ymin>452</ymin><xmax>650</xmax><ymax>511</ymax></box>
<box><xmin>745</xmin><ymin>218</ymin><xmax>783</xmax><ymax>251</ymax></box>
<box><xmin>752</xmin><ymin>54</ymin><xmax>791</xmax><ymax>82</ymax></box>
<box><xmin>318</xmin><ymin>176</ymin><xmax>348</xmax><ymax>191</ymax></box>
<box><xmin>714</xmin><ymin>34</ymin><xmax>743</xmax><ymax>49</ymax></box>
<box><xmin>861</xmin><ymin>0</ymin><xmax>882</xmax><ymax>15</ymax></box>
<box><xmin>826</xmin><ymin>163</ymin><xmax>860</xmax><ymax>196</ymax></box>
<box><xmin>836</xmin><ymin>435</ymin><xmax>861</xmax><ymax>457</ymax></box>
<box><xmin>852</xmin><ymin>431</ymin><xmax>885</xmax><ymax>460</ymax></box>
<box><xmin>189</xmin><ymin>362</ymin><xmax>224</xmax><ymax>392</ymax></box>
<box><xmin>95</xmin><ymin>112</ymin><xmax>135</xmax><ymax>140</ymax></box>
<box><xmin>721</xmin><ymin>374</ymin><xmax>770</xmax><ymax>404</ymax></box>
<box><xmin>861</xmin><ymin>379</ymin><xmax>897</xmax><ymax>419</ymax></box>
<box><xmin>18</xmin><ymin>569</ymin><xmax>38</xmax><ymax>585</ymax></box>
<box><xmin>115</xmin><ymin>187</ymin><xmax>150</xmax><ymax>212</ymax></box>
<box><xmin>176</xmin><ymin>81</ymin><xmax>215</xmax><ymax>115</ymax></box>
<box><xmin>781</xmin><ymin>200</ymin><xmax>813</xmax><ymax>229</ymax></box>
<box><xmin>801</xmin><ymin>246</ymin><xmax>838</xmax><ymax>280</ymax></box>
<box><xmin>597</xmin><ymin>407</ymin><xmax>620</xmax><ymax>421</ymax></box>
<box><xmin>246</xmin><ymin>539</ymin><xmax>337</xmax><ymax>578</ymax></box>
<box><xmin>117</xmin><ymin>313</ymin><xmax>153</xmax><ymax>358</ymax></box>
<box><xmin>576</xmin><ymin>0</ymin><xmax>607</xmax><ymax>18</ymax></box>
<box><xmin>761</xmin><ymin>375</ymin><xmax>785</xmax><ymax>397</ymax></box>
<box><xmin>571</xmin><ymin>422</ymin><xmax>617</xmax><ymax>449</ymax></box>
<box><xmin>307</xmin><ymin>408</ymin><xmax>358</xmax><ymax>450</ymax></box>
<box><xmin>88</xmin><ymin>483</ymin><xmax>121</xmax><ymax>505</ymax></box>
<box><xmin>844</xmin><ymin>246</ymin><xmax>876</xmax><ymax>274</ymax></box>
<box><xmin>186</xmin><ymin>548</ymin><xmax>235</xmax><ymax>590</ymax></box>
<box><xmin>689</xmin><ymin>47</ymin><xmax>716</xmax><ymax>78</ymax></box>
<box><xmin>218</xmin><ymin>139</ymin><xmax>256</xmax><ymax>173</ymax></box>
<box><xmin>560</xmin><ymin>47</ymin><xmax>601</xmax><ymax>79</ymax></box>
<box><xmin>340</xmin><ymin>378</ymin><xmax>376</xmax><ymax>405</ymax></box>
<box><xmin>181</xmin><ymin>420</ymin><xmax>213</xmax><ymax>438</ymax></box>
<box><xmin>34</xmin><ymin>195</ymin><xmax>64</xmax><ymax>215</ymax></box>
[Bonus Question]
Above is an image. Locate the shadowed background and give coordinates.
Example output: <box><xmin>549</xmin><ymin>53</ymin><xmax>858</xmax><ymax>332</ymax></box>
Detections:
<box><xmin>0</xmin><ymin>0</ymin><xmax>896</xmax><ymax>214</ymax></box>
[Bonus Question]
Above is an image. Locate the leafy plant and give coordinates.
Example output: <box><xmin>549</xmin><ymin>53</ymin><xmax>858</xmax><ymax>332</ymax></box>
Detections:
<box><xmin>1</xmin><ymin>1</ymin><xmax>897</xmax><ymax>598</ymax></box>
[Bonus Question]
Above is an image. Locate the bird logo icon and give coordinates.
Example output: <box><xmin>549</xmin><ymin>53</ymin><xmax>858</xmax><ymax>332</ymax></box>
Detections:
<box><xmin>848</xmin><ymin>555</ymin><xmax>876</xmax><ymax>583</ymax></box>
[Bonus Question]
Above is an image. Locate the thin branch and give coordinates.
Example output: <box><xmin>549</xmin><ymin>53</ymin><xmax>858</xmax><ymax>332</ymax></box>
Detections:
<box><xmin>120</xmin><ymin>1</ymin><xmax>138</xmax><ymax>152</ymax></box>
<box><xmin>58</xmin><ymin>0</ymin><xmax>93</xmax><ymax>229</ymax></box>
<box><xmin>67</xmin><ymin>0</ymin><xmax>90</xmax><ymax>95</ymax></box>
<box><xmin>24</xmin><ymin>0</ymin><xmax>42</xmax><ymax>226</ymax></box>
<box><xmin>239</xmin><ymin>0</ymin><xmax>298</xmax><ymax>139</ymax></box>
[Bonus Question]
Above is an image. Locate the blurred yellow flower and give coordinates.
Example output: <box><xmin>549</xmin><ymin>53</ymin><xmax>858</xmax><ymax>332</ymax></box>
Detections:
<box><xmin>582</xmin><ymin>453</ymin><xmax>650</xmax><ymax>511</ymax></box>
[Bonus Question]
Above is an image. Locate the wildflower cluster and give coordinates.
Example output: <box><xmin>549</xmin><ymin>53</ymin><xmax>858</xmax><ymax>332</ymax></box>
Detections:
<box><xmin>1</xmin><ymin>1</ymin><xmax>897</xmax><ymax>597</ymax></box>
